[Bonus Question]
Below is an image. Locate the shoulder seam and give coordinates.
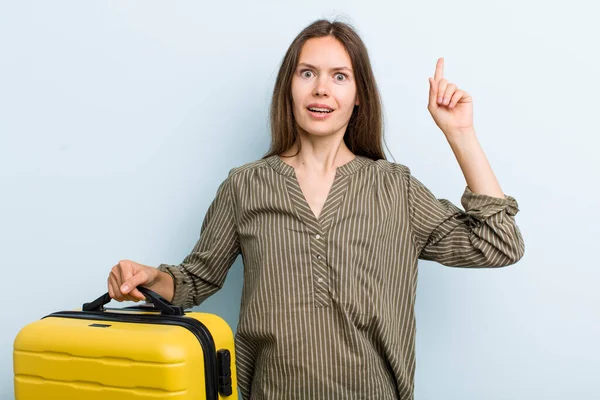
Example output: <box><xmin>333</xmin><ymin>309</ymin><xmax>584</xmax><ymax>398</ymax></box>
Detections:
<box><xmin>373</xmin><ymin>159</ymin><xmax>409</xmax><ymax>175</ymax></box>
<box><xmin>228</xmin><ymin>158</ymin><xmax>270</xmax><ymax>179</ymax></box>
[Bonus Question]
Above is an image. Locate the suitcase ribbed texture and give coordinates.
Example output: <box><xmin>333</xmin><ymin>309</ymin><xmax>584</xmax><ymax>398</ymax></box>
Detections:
<box><xmin>14</xmin><ymin>309</ymin><xmax>237</xmax><ymax>400</ymax></box>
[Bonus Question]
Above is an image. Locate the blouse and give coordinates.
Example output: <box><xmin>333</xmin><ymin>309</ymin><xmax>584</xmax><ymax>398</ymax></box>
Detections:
<box><xmin>157</xmin><ymin>154</ymin><xmax>525</xmax><ymax>400</ymax></box>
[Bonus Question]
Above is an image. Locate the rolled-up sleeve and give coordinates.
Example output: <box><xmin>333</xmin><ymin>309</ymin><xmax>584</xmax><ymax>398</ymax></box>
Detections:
<box><xmin>404</xmin><ymin>167</ymin><xmax>525</xmax><ymax>268</ymax></box>
<box><xmin>157</xmin><ymin>172</ymin><xmax>240</xmax><ymax>308</ymax></box>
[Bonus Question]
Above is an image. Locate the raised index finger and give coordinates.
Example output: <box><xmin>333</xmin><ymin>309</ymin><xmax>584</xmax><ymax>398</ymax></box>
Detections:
<box><xmin>434</xmin><ymin>57</ymin><xmax>444</xmax><ymax>81</ymax></box>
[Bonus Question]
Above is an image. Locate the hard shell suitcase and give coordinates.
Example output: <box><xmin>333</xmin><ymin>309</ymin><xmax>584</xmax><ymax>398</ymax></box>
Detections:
<box><xmin>13</xmin><ymin>287</ymin><xmax>238</xmax><ymax>399</ymax></box>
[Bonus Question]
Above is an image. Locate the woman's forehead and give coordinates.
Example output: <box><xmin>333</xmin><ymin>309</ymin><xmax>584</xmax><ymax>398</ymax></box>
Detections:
<box><xmin>298</xmin><ymin>37</ymin><xmax>352</xmax><ymax>68</ymax></box>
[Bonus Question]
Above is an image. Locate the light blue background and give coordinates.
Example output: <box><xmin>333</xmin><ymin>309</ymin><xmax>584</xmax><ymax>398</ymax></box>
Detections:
<box><xmin>2</xmin><ymin>1</ymin><xmax>598</xmax><ymax>399</ymax></box>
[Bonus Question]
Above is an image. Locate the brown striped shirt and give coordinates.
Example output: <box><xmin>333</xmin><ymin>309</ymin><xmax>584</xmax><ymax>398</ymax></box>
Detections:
<box><xmin>157</xmin><ymin>154</ymin><xmax>525</xmax><ymax>400</ymax></box>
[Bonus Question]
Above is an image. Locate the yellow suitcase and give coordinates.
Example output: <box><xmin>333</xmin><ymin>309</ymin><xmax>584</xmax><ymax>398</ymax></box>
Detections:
<box><xmin>13</xmin><ymin>287</ymin><xmax>238</xmax><ymax>399</ymax></box>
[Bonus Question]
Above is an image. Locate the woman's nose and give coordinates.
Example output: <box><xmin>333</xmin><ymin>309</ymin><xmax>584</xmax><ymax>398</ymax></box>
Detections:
<box><xmin>313</xmin><ymin>77</ymin><xmax>330</xmax><ymax>96</ymax></box>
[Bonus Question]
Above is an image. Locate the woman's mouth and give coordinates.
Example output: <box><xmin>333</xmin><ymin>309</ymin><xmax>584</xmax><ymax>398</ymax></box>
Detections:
<box><xmin>307</xmin><ymin>107</ymin><xmax>334</xmax><ymax>119</ymax></box>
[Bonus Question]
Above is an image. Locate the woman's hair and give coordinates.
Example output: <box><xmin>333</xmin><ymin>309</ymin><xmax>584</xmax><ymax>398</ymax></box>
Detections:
<box><xmin>263</xmin><ymin>18</ymin><xmax>389</xmax><ymax>161</ymax></box>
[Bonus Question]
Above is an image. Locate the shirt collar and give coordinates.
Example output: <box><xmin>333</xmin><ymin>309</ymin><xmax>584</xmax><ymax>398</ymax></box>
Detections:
<box><xmin>265</xmin><ymin>154</ymin><xmax>372</xmax><ymax>177</ymax></box>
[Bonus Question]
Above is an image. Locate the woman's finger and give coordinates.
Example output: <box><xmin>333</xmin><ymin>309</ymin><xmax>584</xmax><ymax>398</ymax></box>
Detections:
<box><xmin>428</xmin><ymin>77</ymin><xmax>438</xmax><ymax>108</ymax></box>
<box><xmin>441</xmin><ymin>83</ymin><xmax>456</xmax><ymax>106</ymax></box>
<box><xmin>116</xmin><ymin>263</ymin><xmax>139</xmax><ymax>301</ymax></box>
<box><xmin>434</xmin><ymin>57</ymin><xmax>444</xmax><ymax>81</ymax></box>
<box><xmin>437</xmin><ymin>79</ymin><xmax>448</xmax><ymax>104</ymax></box>
<box><xmin>107</xmin><ymin>275</ymin><xmax>116</xmax><ymax>299</ymax></box>
<box><xmin>449</xmin><ymin>90</ymin><xmax>463</xmax><ymax>108</ymax></box>
<box><xmin>123</xmin><ymin>271</ymin><xmax>148</xmax><ymax>301</ymax></box>
<box><xmin>108</xmin><ymin>273</ymin><xmax>123</xmax><ymax>301</ymax></box>
<box><xmin>109</xmin><ymin>269</ymin><xmax>135</xmax><ymax>301</ymax></box>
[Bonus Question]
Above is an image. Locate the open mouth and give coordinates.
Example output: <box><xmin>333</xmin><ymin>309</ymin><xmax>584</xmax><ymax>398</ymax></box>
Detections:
<box><xmin>307</xmin><ymin>107</ymin><xmax>334</xmax><ymax>118</ymax></box>
<box><xmin>308</xmin><ymin>108</ymin><xmax>333</xmax><ymax>114</ymax></box>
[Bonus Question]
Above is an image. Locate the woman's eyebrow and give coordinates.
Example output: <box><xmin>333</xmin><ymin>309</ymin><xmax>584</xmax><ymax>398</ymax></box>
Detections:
<box><xmin>297</xmin><ymin>62</ymin><xmax>353</xmax><ymax>72</ymax></box>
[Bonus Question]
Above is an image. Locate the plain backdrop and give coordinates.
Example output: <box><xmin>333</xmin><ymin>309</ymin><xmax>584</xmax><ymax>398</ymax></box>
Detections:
<box><xmin>1</xmin><ymin>1</ymin><xmax>599</xmax><ymax>399</ymax></box>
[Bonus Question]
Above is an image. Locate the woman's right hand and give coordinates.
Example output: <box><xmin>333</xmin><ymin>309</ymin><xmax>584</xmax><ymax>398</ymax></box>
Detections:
<box><xmin>107</xmin><ymin>260</ymin><xmax>159</xmax><ymax>302</ymax></box>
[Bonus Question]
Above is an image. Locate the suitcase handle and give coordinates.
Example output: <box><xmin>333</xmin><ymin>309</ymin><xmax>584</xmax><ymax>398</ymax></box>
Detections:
<box><xmin>82</xmin><ymin>286</ymin><xmax>185</xmax><ymax>316</ymax></box>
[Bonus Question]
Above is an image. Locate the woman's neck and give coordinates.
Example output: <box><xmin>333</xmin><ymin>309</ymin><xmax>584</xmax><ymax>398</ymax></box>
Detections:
<box><xmin>279</xmin><ymin>140</ymin><xmax>355</xmax><ymax>175</ymax></box>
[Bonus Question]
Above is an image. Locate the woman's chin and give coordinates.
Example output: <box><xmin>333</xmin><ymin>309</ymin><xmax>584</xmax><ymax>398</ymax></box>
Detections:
<box><xmin>300</xmin><ymin>127</ymin><xmax>336</xmax><ymax>137</ymax></box>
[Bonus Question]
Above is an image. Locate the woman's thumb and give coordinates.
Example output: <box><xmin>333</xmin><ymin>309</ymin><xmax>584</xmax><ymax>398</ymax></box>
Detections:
<box><xmin>120</xmin><ymin>270</ymin><xmax>148</xmax><ymax>294</ymax></box>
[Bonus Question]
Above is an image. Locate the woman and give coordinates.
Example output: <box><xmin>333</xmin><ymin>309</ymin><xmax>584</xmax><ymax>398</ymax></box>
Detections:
<box><xmin>107</xmin><ymin>19</ymin><xmax>524</xmax><ymax>400</ymax></box>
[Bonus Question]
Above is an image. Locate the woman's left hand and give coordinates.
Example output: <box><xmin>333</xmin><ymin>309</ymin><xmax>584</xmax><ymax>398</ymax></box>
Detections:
<box><xmin>428</xmin><ymin>58</ymin><xmax>474</xmax><ymax>137</ymax></box>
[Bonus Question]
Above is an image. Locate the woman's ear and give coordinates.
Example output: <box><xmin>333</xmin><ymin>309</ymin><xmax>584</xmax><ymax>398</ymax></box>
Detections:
<box><xmin>355</xmin><ymin>96</ymin><xmax>359</xmax><ymax>106</ymax></box>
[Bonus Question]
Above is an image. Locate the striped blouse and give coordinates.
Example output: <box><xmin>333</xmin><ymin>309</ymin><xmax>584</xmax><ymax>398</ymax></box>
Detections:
<box><xmin>157</xmin><ymin>154</ymin><xmax>525</xmax><ymax>400</ymax></box>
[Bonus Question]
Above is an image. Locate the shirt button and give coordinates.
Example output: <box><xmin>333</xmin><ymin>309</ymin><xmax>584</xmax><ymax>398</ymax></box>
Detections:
<box><xmin>317</xmin><ymin>255</ymin><xmax>322</xmax><ymax>260</ymax></box>
<box><xmin>315</xmin><ymin>234</ymin><xmax>321</xmax><ymax>240</ymax></box>
<box><xmin>317</xmin><ymin>277</ymin><xmax>323</xmax><ymax>283</ymax></box>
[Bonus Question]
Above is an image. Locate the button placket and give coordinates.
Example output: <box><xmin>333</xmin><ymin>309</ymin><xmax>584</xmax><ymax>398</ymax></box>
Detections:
<box><xmin>274</xmin><ymin>155</ymin><xmax>364</xmax><ymax>310</ymax></box>
<box><xmin>311</xmin><ymin>231</ymin><xmax>330</xmax><ymax>308</ymax></box>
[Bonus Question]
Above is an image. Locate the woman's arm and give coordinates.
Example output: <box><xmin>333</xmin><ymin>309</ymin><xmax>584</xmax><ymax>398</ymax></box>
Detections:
<box><xmin>403</xmin><ymin>164</ymin><xmax>524</xmax><ymax>268</ymax></box>
<box><xmin>157</xmin><ymin>173</ymin><xmax>241</xmax><ymax>308</ymax></box>
<box><xmin>446</xmin><ymin>128</ymin><xmax>505</xmax><ymax>199</ymax></box>
<box><xmin>427</xmin><ymin>58</ymin><xmax>505</xmax><ymax>199</ymax></box>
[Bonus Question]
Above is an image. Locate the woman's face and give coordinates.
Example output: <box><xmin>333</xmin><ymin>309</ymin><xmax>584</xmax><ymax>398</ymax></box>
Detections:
<box><xmin>291</xmin><ymin>36</ymin><xmax>359</xmax><ymax>139</ymax></box>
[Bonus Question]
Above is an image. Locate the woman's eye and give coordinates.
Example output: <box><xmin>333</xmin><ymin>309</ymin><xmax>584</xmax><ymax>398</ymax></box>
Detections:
<box><xmin>300</xmin><ymin>69</ymin><xmax>348</xmax><ymax>82</ymax></box>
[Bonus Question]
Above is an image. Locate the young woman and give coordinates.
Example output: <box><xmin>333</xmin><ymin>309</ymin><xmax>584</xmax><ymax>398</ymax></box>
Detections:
<box><xmin>107</xmin><ymin>19</ymin><xmax>524</xmax><ymax>400</ymax></box>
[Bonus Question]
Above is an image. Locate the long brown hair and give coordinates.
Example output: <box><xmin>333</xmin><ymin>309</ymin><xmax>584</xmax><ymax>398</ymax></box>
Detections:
<box><xmin>262</xmin><ymin>18</ymin><xmax>391</xmax><ymax>161</ymax></box>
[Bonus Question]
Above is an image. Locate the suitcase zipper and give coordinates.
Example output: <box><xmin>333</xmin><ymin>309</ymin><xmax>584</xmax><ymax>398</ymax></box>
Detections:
<box><xmin>43</xmin><ymin>310</ymin><xmax>220</xmax><ymax>400</ymax></box>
